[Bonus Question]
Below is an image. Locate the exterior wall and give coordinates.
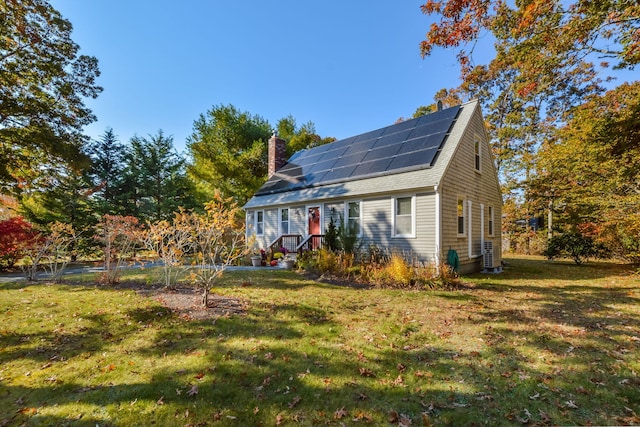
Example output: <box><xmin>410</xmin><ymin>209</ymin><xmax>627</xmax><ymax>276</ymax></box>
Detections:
<box><xmin>248</xmin><ymin>192</ymin><xmax>438</xmax><ymax>263</ymax></box>
<box><xmin>439</xmin><ymin>104</ymin><xmax>503</xmax><ymax>274</ymax></box>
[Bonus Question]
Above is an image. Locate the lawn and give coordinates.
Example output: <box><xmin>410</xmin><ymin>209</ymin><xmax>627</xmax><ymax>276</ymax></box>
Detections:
<box><xmin>1</xmin><ymin>256</ymin><xmax>639</xmax><ymax>426</ymax></box>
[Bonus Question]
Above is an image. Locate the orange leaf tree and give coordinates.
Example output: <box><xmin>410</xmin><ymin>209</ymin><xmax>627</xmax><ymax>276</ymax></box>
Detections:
<box><xmin>191</xmin><ymin>191</ymin><xmax>248</xmax><ymax>307</ymax></box>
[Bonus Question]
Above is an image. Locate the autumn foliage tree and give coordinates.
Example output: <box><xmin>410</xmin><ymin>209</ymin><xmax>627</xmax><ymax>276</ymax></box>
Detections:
<box><xmin>190</xmin><ymin>192</ymin><xmax>248</xmax><ymax>307</ymax></box>
<box><xmin>142</xmin><ymin>209</ymin><xmax>194</xmax><ymax>288</ymax></box>
<box><xmin>95</xmin><ymin>215</ymin><xmax>141</xmax><ymax>284</ymax></box>
<box><xmin>419</xmin><ymin>0</ymin><xmax>638</xmax><ymax>253</ymax></box>
<box><xmin>0</xmin><ymin>216</ymin><xmax>37</xmax><ymax>269</ymax></box>
<box><xmin>533</xmin><ymin>82</ymin><xmax>640</xmax><ymax>262</ymax></box>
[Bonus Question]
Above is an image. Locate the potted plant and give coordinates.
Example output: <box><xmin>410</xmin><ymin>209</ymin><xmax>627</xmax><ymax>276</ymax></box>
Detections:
<box><xmin>250</xmin><ymin>249</ymin><xmax>264</xmax><ymax>267</ymax></box>
<box><xmin>282</xmin><ymin>255</ymin><xmax>296</xmax><ymax>270</ymax></box>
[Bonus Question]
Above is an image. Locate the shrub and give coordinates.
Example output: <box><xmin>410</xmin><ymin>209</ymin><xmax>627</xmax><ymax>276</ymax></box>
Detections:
<box><xmin>544</xmin><ymin>232</ymin><xmax>605</xmax><ymax>265</ymax></box>
<box><xmin>0</xmin><ymin>216</ymin><xmax>38</xmax><ymax>269</ymax></box>
<box><xmin>383</xmin><ymin>253</ymin><xmax>414</xmax><ymax>287</ymax></box>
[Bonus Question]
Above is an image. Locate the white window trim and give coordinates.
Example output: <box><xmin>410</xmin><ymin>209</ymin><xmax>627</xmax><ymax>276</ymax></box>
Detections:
<box><xmin>488</xmin><ymin>206</ymin><xmax>494</xmax><ymax>237</ymax></box>
<box><xmin>480</xmin><ymin>203</ymin><xmax>485</xmax><ymax>253</ymax></box>
<box><xmin>468</xmin><ymin>200</ymin><xmax>473</xmax><ymax>257</ymax></box>
<box><xmin>474</xmin><ymin>136</ymin><xmax>482</xmax><ymax>173</ymax></box>
<box><xmin>391</xmin><ymin>195</ymin><xmax>416</xmax><ymax>238</ymax></box>
<box><xmin>344</xmin><ymin>200</ymin><xmax>363</xmax><ymax>237</ymax></box>
<box><xmin>255</xmin><ymin>209</ymin><xmax>264</xmax><ymax>236</ymax></box>
<box><xmin>279</xmin><ymin>207</ymin><xmax>290</xmax><ymax>236</ymax></box>
<box><xmin>457</xmin><ymin>197</ymin><xmax>465</xmax><ymax>237</ymax></box>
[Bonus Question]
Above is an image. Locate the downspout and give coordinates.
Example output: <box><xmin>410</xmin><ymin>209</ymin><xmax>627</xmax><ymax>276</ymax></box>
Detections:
<box><xmin>434</xmin><ymin>184</ymin><xmax>441</xmax><ymax>274</ymax></box>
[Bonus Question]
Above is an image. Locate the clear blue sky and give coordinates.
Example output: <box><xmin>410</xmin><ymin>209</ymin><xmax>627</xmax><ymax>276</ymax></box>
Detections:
<box><xmin>50</xmin><ymin>1</ymin><xmax>468</xmax><ymax>153</ymax></box>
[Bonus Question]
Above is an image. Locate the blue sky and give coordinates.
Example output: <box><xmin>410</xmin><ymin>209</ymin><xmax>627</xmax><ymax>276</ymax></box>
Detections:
<box><xmin>51</xmin><ymin>1</ymin><xmax>469</xmax><ymax>153</ymax></box>
<box><xmin>51</xmin><ymin>1</ymin><xmax>636</xmax><ymax>155</ymax></box>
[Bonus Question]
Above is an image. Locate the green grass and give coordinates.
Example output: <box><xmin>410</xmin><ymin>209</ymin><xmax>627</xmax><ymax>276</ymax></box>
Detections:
<box><xmin>1</xmin><ymin>255</ymin><xmax>639</xmax><ymax>426</ymax></box>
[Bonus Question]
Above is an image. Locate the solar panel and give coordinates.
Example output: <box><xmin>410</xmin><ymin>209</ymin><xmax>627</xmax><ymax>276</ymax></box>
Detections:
<box><xmin>372</xmin><ymin>128</ymin><xmax>413</xmax><ymax>148</ymax></box>
<box><xmin>319</xmin><ymin>145</ymin><xmax>348</xmax><ymax>161</ymax></box>
<box><xmin>351</xmin><ymin>157</ymin><xmax>393</xmax><ymax>176</ymax></box>
<box><xmin>363</xmin><ymin>144</ymin><xmax>402</xmax><ymax>162</ymax></box>
<box><xmin>307</xmin><ymin>158</ymin><xmax>338</xmax><ymax>173</ymax></box>
<box><xmin>322</xmin><ymin>166</ymin><xmax>355</xmax><ymax>182</ymax></box>
<box><xmin>388</xmin><ymin>147</ymin><xmax>439</xmax><ymax>170</ymax></box>
<box><xmin>333</xmin><ymin>152</ymin><xmax>369</xmax><ymax>169</ymax></box>
<box><xmin>353</xmin><ymin>128</ymin><xmax>385</xmax><ymax>143</ymax></box>
<box><xmin>254</xmin><ymin>104</ymin><xmax>461</xmax><ymax>195</ymax></box>
<box><xmin>342</xmin><ymin>138</ymin><xmax>379</xmax><ymax>156</ymax></box>
<box><xmin>408</xmin><ymin>118</ymin><xmax>452</xmax><ymax>140</ymax></box>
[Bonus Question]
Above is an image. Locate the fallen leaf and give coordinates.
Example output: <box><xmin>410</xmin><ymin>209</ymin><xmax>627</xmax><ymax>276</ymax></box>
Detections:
<box><xmin>288</xmin><ymin>396</ymin><xmax>302</xmax><ymax>409</ymax></box>
<box><xmin>565</xmin><ymin>400</ymin><xmax>579</xmax><ymax>409</ymax></box>
<box><xmin>334</xmin><ymin>407</ymin><xmax>348</xmax><ymax>420</ymax></box>
<box><xmin>398</xmin><ymin>413</ymin><xmax>412</xmax><ymax>426</ymax></box>
<box><xmin>187</xmin><ymin>385</ymin><xmax>198</xmax><ymax>396</ymax></box>
<box><xmin>359</xmin><ymin>367</ymin><xmax>375</xmax><ymax>377</ymax></box>
<box><xmin>194</xmin><ymin>372</ymin><xmax>205</xmax><ymax>380</ymax></box>
<box><xmin>276</xmin><ymin>413</ymin><xmax>284</xmax><ymax>425</ymax></box>
<box><xmin>156</xmin><ymin>396</ymin><xmax>164</xmax><ymax>405</ymax></box>
<box><xmin>253</xmin><ymin>407</ymin><xmax>259</xmax><ymax>414</ymax></box>
<box><xmin>393</xmin><ymin>375</ymin><xmax>404</xmax><ymax>386</ymax></box>
<box><xmin>529</xmin><ymin>392</ymin><xmax>540</xmax><ymax>400</ymax></box>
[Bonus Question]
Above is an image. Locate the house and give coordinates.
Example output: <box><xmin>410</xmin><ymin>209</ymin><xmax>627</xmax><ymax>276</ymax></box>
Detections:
<box><xmin>244</xmin><ymin>100</ymin><xmax>502</xmax><ymax>274</ymax></box>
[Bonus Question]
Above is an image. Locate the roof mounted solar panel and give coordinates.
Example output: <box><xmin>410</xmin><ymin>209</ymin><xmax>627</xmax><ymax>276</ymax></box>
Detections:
<box><xmin>254</xmin><ymin>104</ymin><xmax>461</xmax><ymax>195</ymax></box>
<box><xmin>351</xmin><ymin>157</ymin><xmax>393</xmax><ymax>177</ymax></box>
<box><xmin>353</xmin><ymin>128</ymin><xmax>385</xmax><ymax>143</ymax></box>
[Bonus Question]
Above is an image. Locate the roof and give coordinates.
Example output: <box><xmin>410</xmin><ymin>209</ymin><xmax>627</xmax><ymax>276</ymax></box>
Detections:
<box><xmin>244</xmin><ymin>101</ymin><xmax>478</xmax><ymax>209</ymax></box>
<box><xmin>255</xmin><ymin>104</ymin><xmax>461</xmax><ymax>196</ymax></box>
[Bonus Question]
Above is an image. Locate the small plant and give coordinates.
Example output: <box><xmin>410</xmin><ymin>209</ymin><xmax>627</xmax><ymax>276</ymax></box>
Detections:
<box><xmin>324</xmin><ymin>216</ymin><xmax>340</xmax><ymax>251</ymax></box>
<box><xmin>383</xmin><ymin>253</ymin><xmax>414</xmax><ymax>287</ymax></box>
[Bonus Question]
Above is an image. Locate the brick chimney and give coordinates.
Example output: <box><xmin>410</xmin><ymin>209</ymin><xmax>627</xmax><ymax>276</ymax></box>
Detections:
<box><xmin>268</xmin><ymin>132</ymin><xmax>286</xmax><ymax>178</ymax></box>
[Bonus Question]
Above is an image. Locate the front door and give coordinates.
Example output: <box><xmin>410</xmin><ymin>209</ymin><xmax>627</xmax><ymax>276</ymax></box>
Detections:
<box><xmin>308</xmin><ymin>206</ymin><xmax>321</xmax><ymax>249</ymax></box>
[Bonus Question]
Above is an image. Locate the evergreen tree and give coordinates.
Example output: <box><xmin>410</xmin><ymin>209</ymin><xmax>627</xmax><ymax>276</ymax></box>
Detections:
<box><xmin>125</xmin><ymin>131</ymin><xmax>195</xmax><ymax>222</ymax></box>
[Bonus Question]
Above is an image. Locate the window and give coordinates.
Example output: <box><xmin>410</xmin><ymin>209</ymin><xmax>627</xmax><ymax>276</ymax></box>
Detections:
<box><xmin>280</xmin><ymin>208</ymin><xmax>289</xmax><ymax>235</ymax></box>
<box><xmin>394</xmin><ymin>196</ymin><xmax>415</xmax><ymax>237</ymax></box>
<box><xmin>346</xmin><ymin>201</ymin><xmax>361</xmax><ymax>236</ymax></box>
<box><xmin>256</xmin><ymin>210</ymin><xmax>264</xmax><ymax>235</ymax></box>
<box><xmin>474</xmin><ymin>140</ymin><xmax>481</xmax><ymax>172</ymax></box>
<box><xmin>247</xmin><ymin>211</ymin><xmax>255</xmax><ymax>233</ymax></box>
<box><xmin>457</xmin><ymin>198</ymin><xmax>465</xmax><ymax>235</ymax></box>
<box><xmin>488</xmin><ymin>206</ymin><xmax>494</xmax><ymax>236</ymax></box>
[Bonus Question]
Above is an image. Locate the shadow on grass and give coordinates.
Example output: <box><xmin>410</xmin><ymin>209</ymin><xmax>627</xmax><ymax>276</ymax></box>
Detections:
<box><xmin>1</xmin><ymin>256</ymin><xmax>639</xmax><ymax>425</ymax></box>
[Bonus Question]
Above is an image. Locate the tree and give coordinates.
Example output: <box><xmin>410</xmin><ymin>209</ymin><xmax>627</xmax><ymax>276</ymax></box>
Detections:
<box><xmin>85</xmin><ymin>128</ymin><xmax>126</xmax><ymax>216</ymax></box>
<box><xmin>0</xmin><ymin>216</ymin><xmax>37</xmax><ymax>269</ymax></box>
<box><xmin>95</xmin><ymin>215</ymin><xmax>141</xmax><ymax>285</ymax></box>
<box><xmin>533</xmin><ymin>82</ymin><xmax>640</xmax><ymax>261</ymax></box>
<box><xmin>187</xmin><ymin>105</ymin><xmax>334</xmax><ymax>207</ymax></box>
<box><xmin>125</xmin><ymin>131</ymin><xmax>195</xmax><ymax>222</ymax></box>
<box><xmin>187</xmin><ymin>104</ymin><xmax>272</xmax><ymax>206</ymax></box>
<box><xmin>190</xmin><ymin>191</ymin><xmax>248</xmax><ymax>307</ymax></box>
<box><xmin>142</xmin><ymin>209</ymin><xmax>193</xmax><ymax>288</ymax></box>
<box><xmin>418</xmin><ymin>0</ymin><xmax>619</xmax><ymax>252</ymax></box>
<box><xmin>275</xmin><ymin>115</ymin><xmax>335</xmax><ymax>158</ymax></box>
<box><xmin>419</xmin><ymin>0</ymin><xmax>639</xmax><ymax>71</ymax></box>
<box><xmin>0</xmin><ymin>0</ymin><xmax>102</xmax><ymax>191</ymax></box>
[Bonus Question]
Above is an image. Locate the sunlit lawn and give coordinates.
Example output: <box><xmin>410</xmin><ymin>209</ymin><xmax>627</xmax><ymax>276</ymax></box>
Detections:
<box><xmin>1</xmin><ymin>255</ymin><xmax>639</xmax><ymax>426</ymax></box>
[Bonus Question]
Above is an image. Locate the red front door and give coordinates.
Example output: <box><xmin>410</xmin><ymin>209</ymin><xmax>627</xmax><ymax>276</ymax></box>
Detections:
<box><xmin>308</xmin><ymin>207</ymin><xmax>321</xmax><ymax>248</ymax></box>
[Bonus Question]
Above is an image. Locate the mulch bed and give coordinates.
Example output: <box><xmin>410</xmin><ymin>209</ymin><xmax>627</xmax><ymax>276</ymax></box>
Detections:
<box><xmin>107</xmin><ymin>281</ymin><xmax>247</xmax><ymax>321</ymax></box>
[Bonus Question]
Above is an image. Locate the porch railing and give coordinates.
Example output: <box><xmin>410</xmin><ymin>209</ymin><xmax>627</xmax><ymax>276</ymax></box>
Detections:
<box><xmin>268</xmin><ymin>234</ymin><xmax>302</xmax><ymax>255</ymax></box>
<box><xmin>296</xmin><ymin>234</ymin><xmax>325</xmax><ymax>253</ymax></box>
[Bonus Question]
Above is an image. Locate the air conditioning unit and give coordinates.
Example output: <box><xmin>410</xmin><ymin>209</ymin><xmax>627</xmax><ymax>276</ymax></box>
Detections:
<box><xmin>484</xmin><ymin>241</ymin><xmax>494</xmax><ymax>268</ymax></box>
